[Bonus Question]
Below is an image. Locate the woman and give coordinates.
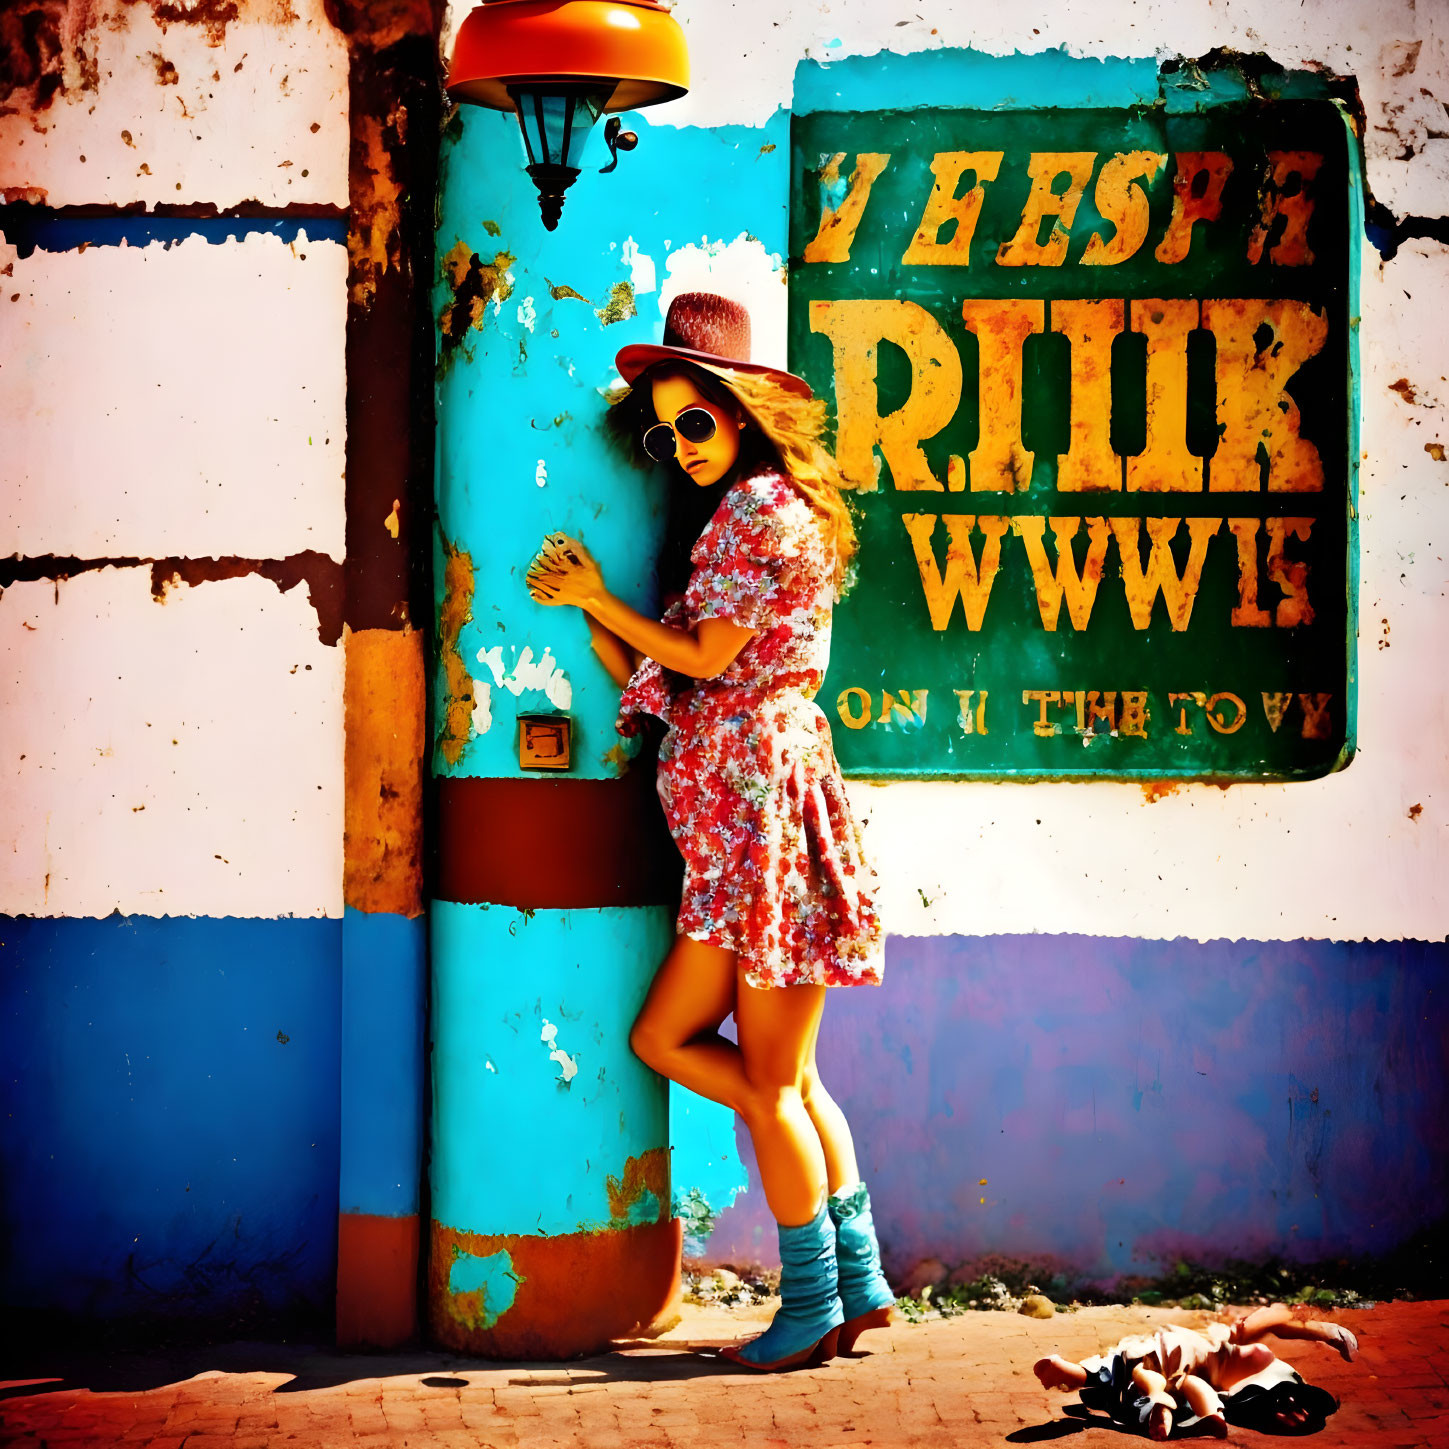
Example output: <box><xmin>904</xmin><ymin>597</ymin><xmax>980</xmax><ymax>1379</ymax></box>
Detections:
<box><xmin>524</xmin><ymin>291</ymin><xmax>894</xmax><ymax>1373</ymax></box>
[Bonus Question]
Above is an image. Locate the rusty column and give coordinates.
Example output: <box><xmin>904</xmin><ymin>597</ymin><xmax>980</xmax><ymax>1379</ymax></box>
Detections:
<box><xmin>327</xmin><ymin>0</ymin><xmax>445</xmax><ymax>1349</ymax></box>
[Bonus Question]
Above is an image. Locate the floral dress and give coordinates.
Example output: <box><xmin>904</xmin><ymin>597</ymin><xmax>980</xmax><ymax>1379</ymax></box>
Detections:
<box><xmin>617</xmin><ymin>465</ymin><xmax>885</xmax><ymax>990</ymax></box>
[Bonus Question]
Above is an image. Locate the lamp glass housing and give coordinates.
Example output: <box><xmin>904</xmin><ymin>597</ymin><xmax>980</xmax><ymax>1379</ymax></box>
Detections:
<box><xmin>507</xmin><ymin>84</ymin><xmax>608</xmax><ymax>170</ymax></box>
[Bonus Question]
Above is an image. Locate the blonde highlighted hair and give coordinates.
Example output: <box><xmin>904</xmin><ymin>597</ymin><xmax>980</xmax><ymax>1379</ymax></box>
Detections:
<box><xmin>605</xmin><ymin>361</ymin><xmax>859</xmax><ymax>596</ymax></box>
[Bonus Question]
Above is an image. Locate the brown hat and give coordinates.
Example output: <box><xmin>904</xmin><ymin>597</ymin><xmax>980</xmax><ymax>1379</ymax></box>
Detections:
<box><xmin>615</xmin><ymin>291</ymin><xmax>813</xmax><ymax>398</ymax></box>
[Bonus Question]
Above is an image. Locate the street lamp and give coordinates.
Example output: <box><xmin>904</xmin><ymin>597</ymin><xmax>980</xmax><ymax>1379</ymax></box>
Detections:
<box><xmin>446</xmin><ymin>1</ymin><xmax>690</xmax><ymax>230</ymax></box>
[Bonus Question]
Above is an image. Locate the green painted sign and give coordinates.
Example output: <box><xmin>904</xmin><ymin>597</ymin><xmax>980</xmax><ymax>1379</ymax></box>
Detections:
<box><xmin>788</xmin><ymin>100</ymin><xmax>1356</xmax><ymax>779</ymax></box>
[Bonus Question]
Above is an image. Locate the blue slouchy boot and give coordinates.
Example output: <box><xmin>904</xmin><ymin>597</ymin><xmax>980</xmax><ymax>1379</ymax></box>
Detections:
<box><xmin>722</xmin><ymin>1198</ymin><xmax>844</xmax><ymax>1372</ymax></box>
<box><xmin>828</xmin><ymin>1179</ymin><xmax>897</xmax><ymax>1351</ymax></box>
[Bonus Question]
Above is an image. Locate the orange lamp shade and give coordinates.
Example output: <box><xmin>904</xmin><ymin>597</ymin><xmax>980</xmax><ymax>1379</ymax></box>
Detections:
<box><xmin>447</xmin><ymin>0</ymin><xmax>690</xmax><ymax>113</ymax></box>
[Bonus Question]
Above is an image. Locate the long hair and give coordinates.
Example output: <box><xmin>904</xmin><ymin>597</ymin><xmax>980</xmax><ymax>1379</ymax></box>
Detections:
<box><xmin>605</xmin><ymin>360</ymin><xmax>859</xmax><ymax>596</ymax></box>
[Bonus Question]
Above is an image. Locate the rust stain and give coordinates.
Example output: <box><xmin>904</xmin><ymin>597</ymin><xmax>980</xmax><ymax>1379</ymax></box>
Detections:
<box><xmin>150</xmin><ymin>552</ymin><xmax>344</xmax><ymax>644</ymax></box>
<box><xmin>348</xmin><ymin>110</ymin><xmax>404</xmax><ymax>310</ymax></box>
<box><xmin>1408</xmin><ymin>803</ymin><xmax>1423</xmax><ymax>821</ymax></box>
<box><xmin>436</xmin><ymin>530</ymin><xmax>476</xmax><ymax>766</ymax></box>
<box><xmin>1389</xmin><ymin>377</ymin><xmax>1419</xmax><ymax>405</ymax></box>
<box><xmin>0</xmin><ymin>0</ymin><xmax>101</xmax><ymax>116</ymax></box>
<box><xmin>605</xmin><ymin>1147</ymin><xmax>669</xmax><ymax>1225</ymax></box>
<box><xmin>141</xmin><ymin>1</ymin><xmax>245</xmax><ymax>47</ymax></box>
<box><xmin>1425</xmin><ymin>442</ymin><xmax>1446</xmax><ymax>462</ymax></box>
<box><xmin>1141</xmin><ymin>780</ymin><xmax>1181</xmax><ymax>805</ymax></box>
<box><xmin>323</xmin><ymin>0</ymin><xmax>434</xmax><ymax>54</ymax></box>
<box><xmin>147</xmin><ymin>51</ymin><xmax>178</xmax><ymax>84</ymax></box>
<box><xmin>344</xmin><ymin>625</ymin><xmax>424</xmax><ymax>917</ymax></box>
<box><xmin>428</xmin><ymin>1216</ymin><xmax>680</xmax><ymax>1360</ymax></box>
<box><xmin>482</xmin><ymin>218</ymin><xmax>500</xmax><ymax>236</ymax></box>
<box><xmin>594</xmin><ymin>280</ymin><xmax>636</xmax><ymax>327</ymax></box>
<box><xmin>545</xmin><ymin>276</ymin><xmax>589</xmax><ymax>303</ymax></box>
<box><xmin>0</xmin><ymin>553</ymin><xmax>341</xmax><ymax>644</ymax></box>
<box><xmin>437</xmin><ymin>241</ymin><xmax>515</xmax><ymax>368</ymax></box>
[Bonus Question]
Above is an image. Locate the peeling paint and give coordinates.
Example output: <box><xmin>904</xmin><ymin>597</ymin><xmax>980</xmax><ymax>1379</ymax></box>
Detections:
<box><xmin>447</xmin><ymin>1245</ymin><xmax>519</xmax><ymax>1330</ymax></box>
<box><xmin>620</xmin><ymin>236</ymin><xmax>655</xmax><ymax>295</ymax></box>
<box><xmin>476</xmin><ymin>643</ymin><xmax>572</xmax><ymax>711</ymax></box>
<box><xmin>539</xmin><ymin>1018</ymin><xmax>577</xmax><ymax>1084</ymax></box>
<box><xmin>435</xmin><ymin>531</ymin><xmax>476</xmax><ymax>766</ymax></box>
<box><xmin>594</xmin><ymin>279</ymin><xmax>636</xmax><ymax>326</ymax></box>
<box><xmin>605</xmin><ymin>1147</ymin><xmax>668</xmax><ymax>1228</ymax></box>
<box><xmin>545</xmin><ymin>277</ymin><xmax>589</xmax><ymax>302</ymax></box>
<box><xmin>437</xmin><ymin>239</ymin><xmax>515</xmax><ymax>368</ymax></box>
<box><xmin>348</xmin><ymin>110</ymin><xmax>403</xmax><ymax>309</ymax></box>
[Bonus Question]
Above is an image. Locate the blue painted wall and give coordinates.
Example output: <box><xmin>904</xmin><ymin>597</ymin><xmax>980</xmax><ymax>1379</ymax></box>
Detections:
<box><xmin>1</xmin><ymin>915</ymin><xmax>341</xmax><ymax>1319</ymax></box>
<box><xmin>699</xmin><ymin>934</ymin><xmax>1449</xmax><ymax>1283</ymax></box>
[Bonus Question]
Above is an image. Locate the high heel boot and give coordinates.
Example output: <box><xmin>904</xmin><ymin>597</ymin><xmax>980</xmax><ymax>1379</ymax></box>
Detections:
<box><xmin>721</xmin><ymin>1198</ymin><xmax>844</xmax><ymax>1372</ymax></box>
<box><xmin>828</xmin><ymin>1179</ymin><xmax>897</xmax><ymax>1352</ymax></box>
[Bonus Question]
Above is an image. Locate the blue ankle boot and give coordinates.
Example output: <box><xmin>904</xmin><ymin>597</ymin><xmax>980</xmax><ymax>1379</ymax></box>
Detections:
<box><xmin>722</xmin><ymin>1199</ymin><xmax>844</xmax><ymax>1372</ymax></box>
<box><xmin>828</xmin><ymin>1179</ymin><xmax>896</xmax><ymax>1351</ymax></box>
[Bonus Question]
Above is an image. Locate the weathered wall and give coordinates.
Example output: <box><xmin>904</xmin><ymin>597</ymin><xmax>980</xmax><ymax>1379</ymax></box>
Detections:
<box><xmin>436</xmin><ymin>0</ymin><xmax>1448</xmax><ymax>1290</ymax></box>
<box><xmin>1</xmin><ymin>0</ymin><xmax>352</xmax><ymax>1327</ymax></box>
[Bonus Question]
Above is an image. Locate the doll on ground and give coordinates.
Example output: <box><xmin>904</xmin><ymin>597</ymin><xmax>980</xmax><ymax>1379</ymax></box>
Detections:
<box><xmin>1034</xmin><ymin>1303</ymin><xmax>1355</xmax><ymax>1439</ymax></box>
<box><xmin>525</xmin><ymin>292</ymin><xmax>894</xmax><ymax>1373</ymax></box>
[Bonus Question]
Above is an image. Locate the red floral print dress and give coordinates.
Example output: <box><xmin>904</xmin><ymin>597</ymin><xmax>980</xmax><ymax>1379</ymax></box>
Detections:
<box><xmin>617</xmin><ymin>466</ymin><xmax>884</xmax><ymax>990</ymax></box>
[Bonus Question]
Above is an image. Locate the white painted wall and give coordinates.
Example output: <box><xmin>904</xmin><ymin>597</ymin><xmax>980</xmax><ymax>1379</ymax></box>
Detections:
<box><xmin>1</xmin><ymin>1</ymin><xmax>349</xmax><ymax>921</ymax></box>
<box><xmin>0</xmin><ymin>0</ymin><xmax>348</xmax><ymax>209</ymax></box>
<box><xmin>1</xmin><ymin>233</ymin><xmax>347</xmax><ymax>561</ymax></box>
<box><xmin>441</xmin><ymin>0</ymin><xmax>1449</xmax><ymax>944</ymax></box>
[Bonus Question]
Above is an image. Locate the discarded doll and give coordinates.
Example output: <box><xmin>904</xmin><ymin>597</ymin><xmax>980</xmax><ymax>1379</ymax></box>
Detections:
<box><xmin>1033</xmin><ymin>1303</ymin><xmax>1356</xmax><ymax>1438</ymax></box>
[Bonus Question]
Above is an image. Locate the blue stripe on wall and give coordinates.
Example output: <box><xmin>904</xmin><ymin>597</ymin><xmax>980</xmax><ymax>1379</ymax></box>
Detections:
<box><xmin>340</xmin><ymin>907</ymin><xmax>426</xmax><ymax>1217</ymax></box>
<box><xmin>694</xmin><ymin>934</ymin><xmax>1449</xmax><ymax>1282</ymax></box>
<box><xmin>1</xmin><ymin>215</ymin><xmax>349</xmax><ymax>259</ymax></box>
<box><xmin>0</xmin><ymin>914</ymin><xmax>341</xmax><ymax>1318</ymax></box>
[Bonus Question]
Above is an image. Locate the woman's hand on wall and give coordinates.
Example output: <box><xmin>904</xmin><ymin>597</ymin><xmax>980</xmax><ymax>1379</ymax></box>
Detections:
<box><xmin>526</xmin><ymin>533</ymin><xmax>604</xmax><ymax>608</ymax></box>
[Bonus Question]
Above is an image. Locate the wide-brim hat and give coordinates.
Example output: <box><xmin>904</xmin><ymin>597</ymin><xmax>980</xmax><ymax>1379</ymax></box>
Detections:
<box><xmin>615</xmin><ymin>291</ymin><xmax>814</xmax><ymax>399</ymax></box>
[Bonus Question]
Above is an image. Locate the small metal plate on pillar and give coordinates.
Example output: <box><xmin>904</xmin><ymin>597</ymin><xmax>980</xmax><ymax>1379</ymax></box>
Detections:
<box><xmin>518</xmin><ymin>713</ymin><xmax>572</xmax><ymax>771</ymax></box>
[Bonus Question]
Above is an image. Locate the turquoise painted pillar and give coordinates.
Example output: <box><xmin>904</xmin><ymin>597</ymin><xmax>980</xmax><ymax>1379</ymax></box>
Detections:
<box><xmin>429</xmin><ymin>104</ymin><xmax>682</xmax><ymax>1358</ymax></box>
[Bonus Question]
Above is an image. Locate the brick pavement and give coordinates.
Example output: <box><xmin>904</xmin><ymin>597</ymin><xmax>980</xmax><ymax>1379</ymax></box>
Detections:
<box><xmin>2</xmin><ymin>1299</ymin><xmax>1445</xmax><ymax>1448</ymax></box>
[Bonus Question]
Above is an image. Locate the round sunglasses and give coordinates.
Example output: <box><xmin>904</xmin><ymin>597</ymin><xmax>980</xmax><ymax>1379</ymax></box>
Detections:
<box><xmin>641</xmin><ymin>406</ymin><xmax>719</xmax><ymax>463</ymax></box>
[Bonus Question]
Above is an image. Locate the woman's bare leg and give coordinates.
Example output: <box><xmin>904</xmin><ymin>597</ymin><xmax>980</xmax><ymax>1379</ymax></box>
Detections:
<box><xmin>1232</xmin><ymin>1303</ymin><xmax>1358</xmax><ymax>1361</ymax></box>
<box><xmin>799</xmin><ymin>1001</ymin><xmax>859</xmax><ymax>1194</ymax></box>
<box><xmin>628</xmin><ymin>935</ymin><xmax>752</xmax><ymax>1113</ymax></box>
<box><xmin>1033</xmin><ymin>1354</ymin><xmax>1089</xmax><ymax>1391</ymax></box>
<box><xmin>1179</xmin><ymin>1375</ymin><xmax>1227</xmax><ymax>1437</ymax></box>
<box><xmin>734</xmin><ymin>969</ymin><xmax>830</xmax><ymax>1225</ymax></box>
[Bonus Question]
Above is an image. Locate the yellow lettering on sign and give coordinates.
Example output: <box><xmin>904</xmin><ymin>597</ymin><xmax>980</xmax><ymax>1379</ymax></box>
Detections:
<box><xmin>901</xmin><ymin>513</ymin><xmax>1009</xmax><ymax>631</ymax></box>
<box><xmin>1110</xmin><ymin>516</ymin><xmax>1222</xmax><ymax>630</ymax></box>
<box><xmin>809</xmin><ymin>299</ymin><xmax>961</xmax><ymax>492</ymax></box>
<box><xmin>880</xmin><ymin>689</ymin><xmax>929</xmax><ymax>728</ymax></box>
<box><xmin>960</xmin><ymin>299</ymin><xmax>1044</xmax><ymax>491</ymax></box>
<box><xmin>1128</xmin><ymin>299</ymin><xmax>1202</xmax><ymax>493</ymax></box>
<box><xmin>1227</xmin><ymin>518</ymin><xmax>1273</xmax><ymax>627</ymax></box>
<box><xmin>1119</xmin><ymin>690</ymin><xmax>1150</xmax><ymax>737</ymax></box>
<box><xmin>901</xmin><ymin>151</ymin><xmax>1004</xmax><ymax>265</ymax></box>
<box><xmin>1012</xmin><ymin>515</ymin><xmax>1111</xmax><ymax>631</ymax></box>
<box><xmin>996</xmin><ymin>152</ymin><xmax>1098</xmax><ymax>267</ymax></box>
<box><xmin>1154</xmin><ymin>152</ymin><xmax>1234</xmax><ymax>264</ymax></box>
<box><xmin>1261</xmin><ymin>691</ymin><xmax>1293</xmax><ymax>733</ymax></box>
<box><xmin>1081</xmin><ymin>151</ymin><xmax>1167</xmax><ymax>266</ymax></box>
<box><xmin>1203</xmin><ymin>298</ymin><xmax>1327</xmax><ymax>493</ymax></box>
<box><xmin>1022</xmin><ymin>690</ymin><xmax>1063</xmax><ymax>737</ymax></box>
<box><xmin>1206</xmin><ymin>692</ymin><xmax>1247</xmax><ymax>734</ymax></box>
<box><xmin>1054</xmin><ymin>299</ymin><xmax>1124</xmax><ymax>491</ymax></box>
<box><xmin>803</xmin><ymin>152</ymin><xmax>892</xmax><ymax>264</ymax></box>
<box><xmin>1083</xmin><ymin>691</ymin><xmax>1117</xmax><ymax>733</ymax></box>
<box><xmin>1168</xmin><ymin>691</ymin><xmax>1207</xmax><ymax>734</ymax></box>
<box><xmin>1246</xmin><ymin>151</ymin><xmax>1322</xmax><ymax>267</ymax></box>
<box><xmin>836</xmin><ymin>686</ymin><xmax>872</xmax><ymax>729</ymax></box>
<box><xmin>1266</xmin><ymin>517</ymin><xmax>1315</xmax><ymax>626</ymax></box>
<box><xmin>953</xmin><ymin>689</ymin><xmax>990</xmax><ymax>734</ymax></box>
<box><xmin>1298</xmin><ymin>692</ymin><xmax>1332</xmax><ymax>740</ymax></box>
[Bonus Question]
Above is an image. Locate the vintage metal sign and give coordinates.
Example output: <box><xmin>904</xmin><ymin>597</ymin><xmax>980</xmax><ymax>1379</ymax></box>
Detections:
<box><xmin>788</xmin><ymin>101</ymin><xmax>1355</xmax><ymax>779</ymax></box>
